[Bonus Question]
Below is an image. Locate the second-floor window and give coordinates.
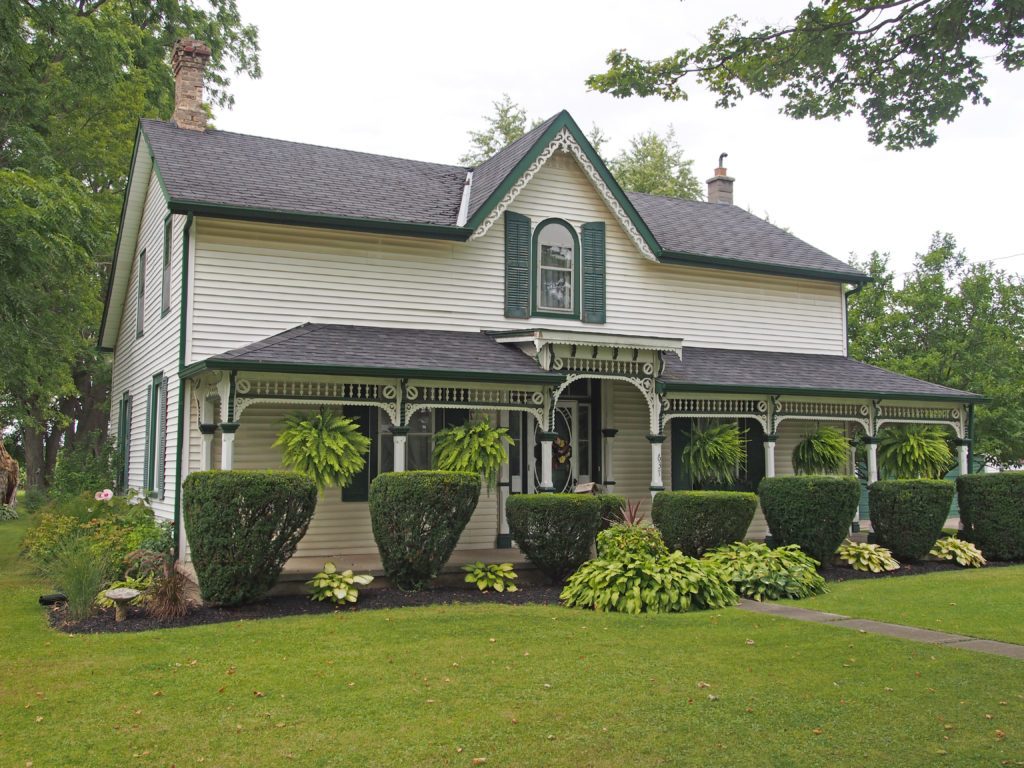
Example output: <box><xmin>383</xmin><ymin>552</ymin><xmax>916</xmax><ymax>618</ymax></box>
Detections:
<box><xmin>536</xmin><ymin>220</ymin><xmax>575</xmax><ymax>313</ymax></box>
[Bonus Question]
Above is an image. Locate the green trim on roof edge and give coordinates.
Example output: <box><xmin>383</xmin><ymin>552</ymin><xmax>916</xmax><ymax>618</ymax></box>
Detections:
<box><xmin>658</xmin><ymin>250</ymin><xmax>871</xmax><ymax>285</ymax></box>
<box><xmin>180</xmin><ymin>359</ymin><xmax>564</xmax><ymax>386</ymax></box>
<box><xmin>463</xmin><ymin>112</ymin><xmax>662</xmax><ymax>257</ymax></box>
<box><xmin>656</xmin><ymin>379</ymin><xmax>988</xmax><ymax>403</ymax></box>
<box><xmin>166</xmin><ymin>200</ymin><xmax>471</xmax><ymax>241</ymax></box>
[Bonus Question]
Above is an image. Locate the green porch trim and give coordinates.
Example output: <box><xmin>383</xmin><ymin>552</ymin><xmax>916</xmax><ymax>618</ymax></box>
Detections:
<box><xmin>658</xmin><ymin>250</ymin><xmax>872</xmax><ymax>285</ymax></box>
<box><xmin>165</xmin><ymin>201</ymin><xmax>471</xmax><ymax>242</ymax></box>
<box><xmin>180</xmin><ymin>359</ymin><xmax>563</xmax><ymax>387</ymax></box>
<box><xmin>171</xmin><ymin>213</ymin><xmax>194</xmax><ymax>560</ymax></box>
<box><xmin>656</xmin><ymin>380</ymin><xmax>988</xmax><ymax>404</ymax></box>
<box><xmin>464</xmin><ymin>111</ymin><xmax>662</xmax><ymax>257</ymax></box>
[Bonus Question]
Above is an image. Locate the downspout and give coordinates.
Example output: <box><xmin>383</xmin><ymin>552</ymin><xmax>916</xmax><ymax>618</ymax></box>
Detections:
<box><xmin>843</xmin><ymin>281</ymin><xmax>867</xmax><ymax>357</ymax></box>
<box><xmin>172</xmin><ymin>212</ymin><xmax>194</xmax><ymax>559</ymax></box>
<box><xmin>967</xmin><ymin>403</ymin><xmax>975</xmax><ymax>474</ymax></box>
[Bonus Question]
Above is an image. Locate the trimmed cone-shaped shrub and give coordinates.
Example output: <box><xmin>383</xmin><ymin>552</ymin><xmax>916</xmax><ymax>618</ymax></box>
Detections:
<box><xmin>758</xmin><ymin>476</ymin><xmax>860</xmax><ymax>564</ymax></box>
<box><xmin>651</xmin><ymin>490</ymin><xmax>757</xmax><ymax>556</ymax></box>
<box><xmin>506</xmin><ymin>494</ymin><xmax>601</xmax><ymax>582</ymax></box>
<box><xmin>182</xmin><ymin>471</ymin><xmax>317</xmax><ymax>606</ymax></box>
<box><xmin>957</xmin><ymin>472</ymin><xmax>1024</xmax><ymax>561</ymax></box>
<box><xmin>868</xmin><ymin>479</ymin><xmax>954</xmax><ymax>561</ymax></box>
<box><xmin>369</xmin><ymin>471</ymin><xmax>480</xmax><ymax>591</ymax></box>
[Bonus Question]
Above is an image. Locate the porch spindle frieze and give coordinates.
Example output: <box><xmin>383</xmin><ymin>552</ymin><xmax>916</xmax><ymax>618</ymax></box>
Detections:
<box><xmin>661</xmin><ymin>396</ymin><xmax>769</xmax><ymax>433</ymax></box>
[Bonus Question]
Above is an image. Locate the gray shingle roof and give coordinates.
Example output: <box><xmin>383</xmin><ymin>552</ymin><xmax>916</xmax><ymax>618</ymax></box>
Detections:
<box><xmin>141</xmin><ymin>119</ymin><xmax>466</xmax><ymax>226</ymax></box>
<box><xmin>627</xmin><ymin>192</ymin><xmax>865</xmax><ymax>281</ymax></box>
<box><xmin>203</xmin><ymin>323</ymin><xmax>560</xmax><ymax>380</ymax></box>
<box><xmin>661</xmin><ymin>347</ymin><xmax>982</xmax><ymax>400</ymax></box>
<box><xmin>466</xmin><ymin>113</ymin><xmax>561</xmax><ymax>221</ymax></box>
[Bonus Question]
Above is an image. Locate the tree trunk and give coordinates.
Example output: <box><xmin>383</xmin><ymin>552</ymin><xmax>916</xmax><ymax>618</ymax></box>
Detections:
<box><xmin>21</xmin><ymin>422</ymin><xmax>47</xmax><ymax>493</ymax></box>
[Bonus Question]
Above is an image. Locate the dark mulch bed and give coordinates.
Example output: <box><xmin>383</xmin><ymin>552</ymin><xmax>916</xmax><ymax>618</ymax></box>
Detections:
<box><xmin>48</xmin><ymin>560</ymin><xmax>1016</xmax><ymax>635</ymax></box>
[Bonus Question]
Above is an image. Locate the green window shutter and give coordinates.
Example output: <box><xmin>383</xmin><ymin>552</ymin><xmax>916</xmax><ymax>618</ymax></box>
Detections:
<box><xmin>581</xmin><ymin>221</ymin><xmax>606</xmax><ymax>324</ymax></box>
<box><xmin>504</xmin><ymin>211</ymin><xmax>531</xmax><ymax>318</ymax></box>
<box><xmin>142</xmin><ymin>383</ymin><xmax>152</xmax><ymax>491</ymax></box>
<box><xmin>156</xmin><ymin>376</ymin><xmax>168</xmax><ymax>500</ymax></box>
<box><xmin>343</xmin><ymin>406</ymin><xmax>377</xmax><ymax>502</ymax></box>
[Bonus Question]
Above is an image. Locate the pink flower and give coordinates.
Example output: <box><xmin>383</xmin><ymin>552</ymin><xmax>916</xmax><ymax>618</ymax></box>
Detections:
<box><xmin>95</xmin><ymin>491</ymin><xmax>104</xmax><ymax>501</ymax></box>
<box><xmin>95</xmin><ymin>489</ymin><xmax>114</xmax><ymax>501</ymax></box>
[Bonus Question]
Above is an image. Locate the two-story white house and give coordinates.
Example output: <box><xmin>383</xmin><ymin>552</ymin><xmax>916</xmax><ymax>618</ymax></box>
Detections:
<box><xmin>100</xmin><ymin>40</ymin><xmax>983</xmax><ymax>576</ymax></box>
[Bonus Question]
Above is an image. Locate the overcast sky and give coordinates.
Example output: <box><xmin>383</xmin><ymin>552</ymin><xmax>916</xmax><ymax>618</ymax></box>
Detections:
<box><xmin>213</xmin><ymin>0</ymin><xmax>1024</xmax><ymax>280</ymax></box>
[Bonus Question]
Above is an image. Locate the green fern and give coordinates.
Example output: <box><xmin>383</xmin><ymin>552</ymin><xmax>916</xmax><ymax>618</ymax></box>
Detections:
<box><xmin>679</xmin><ymin>420</ymin><xmax>746</xmax><ymax>488</ymax></box>
<box><xmin>792</xmin><ymin>426</ymin><xmax>851</xmax><ymax>475</ymax></box>
<box><xmin>877</xmin><ymin>424</ymin><xmax>955</xmax><ymax>479</ymax></box>
<box><xmin>432</xmin><ymin>415</ymin><xmax>514</xmax><ymax>492</ymax></box>
<box><xmin>273</xmin><ymin>407</ymin><xmax>371</xmax><ymax>492</ymax></box>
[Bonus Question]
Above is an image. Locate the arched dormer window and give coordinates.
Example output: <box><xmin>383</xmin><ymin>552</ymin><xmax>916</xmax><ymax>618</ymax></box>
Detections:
<box><xmin>536</xmin><ymin>220</ymin><xmax>576</xmax><ymax>314</ymax></box>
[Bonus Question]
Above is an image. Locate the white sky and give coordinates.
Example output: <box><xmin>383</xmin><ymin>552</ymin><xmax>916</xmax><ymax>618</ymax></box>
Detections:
<box><xmin>213</xmin><ymin>0</ymin><xmax>1024</xmax><ymax>279</ymax></box>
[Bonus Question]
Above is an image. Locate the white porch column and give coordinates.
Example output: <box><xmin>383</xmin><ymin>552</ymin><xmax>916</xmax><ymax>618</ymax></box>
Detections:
<box><xmin>199</xmin><ymin>424</ymin><xmax>217</xmax><ymax>471</ymax></box>
<box><xmin>763</xmin><ymin>434</ymin><xmax>777</xmax><ymax>478</ymax></box>
<box><xmin>866</xmin><ymin>439</ymin><xmax>879</xmax><ymax>484</ymax></box>
<box><xmin>602</xmin><ymin>429</ymin><xmax>618</xmax><ymax>491</ymax></box>
<box><xmin>220</xmin><ymin>423</ymin><xmax>239</xmax><ymax>470</ymax></box>
<box><xmin>391</xmin><ymin>426</ymin><xmax>409</xmax><ymax>473</ymax></box>
<box><xmin>646</xmin><ymin>434</ymin><xmax>666</xmax><ymax>496</ymax></box>
<box><xmin>957</xmin><ymin>441</ymin><xmax>970</xmax><ymax>476</ymax></box>
<box><xmin>539</xmin><ymin>431</ymin><xmax>556</xmax><ymax>492</ymax></box>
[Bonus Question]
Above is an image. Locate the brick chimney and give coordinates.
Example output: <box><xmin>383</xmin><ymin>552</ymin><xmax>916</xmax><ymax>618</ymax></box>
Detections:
<box><xmin>706</xmin><ymin>153</ymin><xmax>734</xmax><ymax>205</ymax></box>
<box><xmin>171</xmin><ymin>38</ymin><xmax>212</xmax><ymax>131</ymax></box>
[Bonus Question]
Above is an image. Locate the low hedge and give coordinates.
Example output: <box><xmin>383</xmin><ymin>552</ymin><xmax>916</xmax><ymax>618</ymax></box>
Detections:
<box><xmin>957</xmin><ymin>471</ymin><xmax>1024</xmax><ymax>561</ymax></box>
<box><xmin>596</xmin><ymin>494</ymin><xmax>627</xmax><ymax>528</ymax></box>
<box><xmin>182</xmin><ymin>471</ymin><xmax>317</xmax><ymax>606</ymax></box>
<box><xmin>651</xmin><ymin>490</ymin><xmax>757</xmax><ymax>556</ymax></box>
<box><xmin>758</xmin><ymin>475</ymin><xmax>860</xmax><ymax>564</ymax></box>
<box><xmin>506</xmin><ymin>494</ymin><xmax>601</xmax><ymax>582</ymax></box>
<box><xmin>868</xmin><ymin>479</ymin><xmax>954</xmax><ymax>561</ymax></box>
<box><xmin>369</xmin><ymin>471</ymin><xmax>480</xmax><ymax>591</ymax></box>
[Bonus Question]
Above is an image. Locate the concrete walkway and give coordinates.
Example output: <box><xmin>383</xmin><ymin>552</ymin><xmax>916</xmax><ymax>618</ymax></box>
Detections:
<box><xmin>738</xmin><ymin>599</ymin><xmax>1024</xmax><ymax>659</ymax></box>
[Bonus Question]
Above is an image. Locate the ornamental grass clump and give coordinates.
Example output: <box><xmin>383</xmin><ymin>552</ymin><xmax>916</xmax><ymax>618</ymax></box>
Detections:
<box><xmin>868</xmin><ymin>479</ymin><xmax>954</xmax><ymax>561</ymax></box>
<box><xmin>835</xmin><ymin>540</ymin><xmax>901</xmax><ymax>572</ymax></box>
<box><xmin>369</xmin><ymin>471</ymin><xmax>480</xmax><ymax>591</ymax></box>
<box><xmin>702</xmin><ymin>542</ymin><xmax>826</xmax><ymax>601</ymax></box>
<box><xmin>930</xmin><ymin>536</ymin><xmax>987</xmax><ymax>567</ymax></box>
<box><xmin>561</xmin><ymin>550</ymin><xmax>737</xmax><ymax>614</ymax></box>
<box><xmin>41</xmin><ymin>534</ymin><xmax>108</xmax><ymax>621</ymax></box>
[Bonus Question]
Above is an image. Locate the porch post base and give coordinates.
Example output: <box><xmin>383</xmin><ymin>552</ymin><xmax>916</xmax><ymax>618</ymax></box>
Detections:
<box><xmin>496</xmin><ymin>533</ymin><xmax>512</xmax><ymax>549</ymax></box>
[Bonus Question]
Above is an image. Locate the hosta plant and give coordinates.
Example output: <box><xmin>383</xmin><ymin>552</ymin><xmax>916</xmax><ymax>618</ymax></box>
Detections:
<box><xmin>702</xmin><ymin>541</ymin><xmax>826</xmax><ymax>601</ymax></box>
<box><xmin>462</xmin><ymin>561</ymin><xmax>519</xmax><ymax>592</ymax></box>
<box><xmin>930</xmin><ymin>536</ymin><xmax>987</xmax><ymax>567</ymax></box>
<box><xmin>560</xmin><ymin>550</ymin><xmax>737</xmax><ymax>614</ymax></box>
<box><xmin>307</xmin><ymin>561</ymin><xmax>374</xmax><ymax>604</ymax></box>
<box><xmin>836</xmin><ymin>540</ymin><xmax>901</xmax><ymax>572</ymax></box>
<box><xmin>0</xmin><ymin>504</ymin><xmax>18</xmax><ymax>521</ymax></box>
<box><xmin>95</xmin><ymin>573</ymin><xmax>154</xmax><ymax>608</ymax></box>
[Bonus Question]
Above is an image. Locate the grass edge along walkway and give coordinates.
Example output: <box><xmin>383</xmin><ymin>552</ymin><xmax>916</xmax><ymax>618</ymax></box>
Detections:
<box><xmin>738</xmin><ymin>599</ymin><xmax>1024</xmax><ymax>659</ymax></box>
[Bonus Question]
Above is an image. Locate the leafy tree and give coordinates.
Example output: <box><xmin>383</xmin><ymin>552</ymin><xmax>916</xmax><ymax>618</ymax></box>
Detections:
<box><xmin>848</xmin><ymin>234</ymin><xmax>1024</xmax><ymax>466</ymax></box>
<box><xmin>607</xmin><ymin>126</ymin><xmax>702</xmax><ymax>199</ymax></box>
<box><xmin>459</xmin><ymin>94</ymin><xmax>536</xmax><ymax>165</ymax></box>
<box><xmin>0</xmin><ymin>0</ymin><xmax>260</xmax><ymax>490</ymax></box>
<box><xmin>587</xmin><ymin>1</ymin><xmax>1024</xmax><ymax>150</ymax></box>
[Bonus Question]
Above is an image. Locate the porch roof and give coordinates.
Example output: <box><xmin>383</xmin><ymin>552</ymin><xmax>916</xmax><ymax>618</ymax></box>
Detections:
<box><xmin>660</xmin><ymin>347</ymin><xmax>986</xmax><ymax>402</ymax></box>
<box><xmin>180</xmin><ymin>323</ymin><xmax>562</xmax><ymax>385</ymax></box>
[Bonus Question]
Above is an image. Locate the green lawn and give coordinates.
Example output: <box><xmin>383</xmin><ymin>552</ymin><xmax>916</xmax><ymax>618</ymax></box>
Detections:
<box><xmin>1</xmin><ymin>517</ymin><xmax>1021</xmax><ymax>767</ymax></box>
<box><xmin>786</xmin><ymin>565</ymin><xmax>1024</xmax><ymax>645</ymax></box>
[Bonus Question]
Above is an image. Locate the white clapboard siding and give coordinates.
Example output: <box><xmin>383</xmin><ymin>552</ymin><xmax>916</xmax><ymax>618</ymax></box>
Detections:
<box><xmin>108</xmin><ymin>169</ymin><xmax>182</xmax><ymax>520</ymax></box>
<box><xmin>188</xmin><ymin>151</ymin><xmax>846</xmax><ymax>363</ymax></box>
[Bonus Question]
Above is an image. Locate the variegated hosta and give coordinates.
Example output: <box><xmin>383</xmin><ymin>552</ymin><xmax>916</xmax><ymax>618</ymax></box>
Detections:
<box><xmin>930</xmin><ymin>536</ymin><xmax>987</xmax><ymax>568</ymax></box>
<box><xmin>307</xmin><ymin>561</ymin><xmax>374</xmax><ymax>604</ymax></box>
<box><xmin>836</xmin><ymin>540</ymin><xmax>901</xmax><ymax>573</ymax></box>
<box><xmin>462</xmin><ymin>561</ymin><xmax>518</xmax><ymax>592</ymax></box>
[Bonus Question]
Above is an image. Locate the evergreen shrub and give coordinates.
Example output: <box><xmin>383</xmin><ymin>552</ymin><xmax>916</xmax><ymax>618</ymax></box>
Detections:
<box><xmin>757</xmin><ymin>475</ymin><xmax>860</xmax><ymax>564</ymax></box>
<box><xmin>651</xmin><ymin>490</ymin><xmax>757</xmax><ymax>556</ymax></box>
<box><xmin>369</xmin><ymin>471</ymin><xmax>480</xmax><ymax>591</ymax></box>
<box><xmin>505</xmin><ymin>494</ymin><xmax>601</xmax><ymax>582</ymax></box>
<box><xmin>956</xmin><ymin>472</ymin><xmax>1024</xmax><ymax>561</ymax></box>
<box><xmin>596</xmin><ymin>494</ymin><xmax>627</xmax><ymax>528</ymax></box>
<box><xmin>182</xmin><ymin>471</ymin><xmax>317</xmax><ymax>606</ymax></box>
<box><xmin>868</xmin><ymin>479</ymin><xmax>954</xmax><ymax>561</ymax></box>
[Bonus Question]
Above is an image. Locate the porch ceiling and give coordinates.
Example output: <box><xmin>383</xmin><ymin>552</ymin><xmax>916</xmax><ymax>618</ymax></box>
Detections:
<box><xmin>660</xmin><ymin>347</ymin><xmax>986</xmax><ymax>402</ymax></box>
